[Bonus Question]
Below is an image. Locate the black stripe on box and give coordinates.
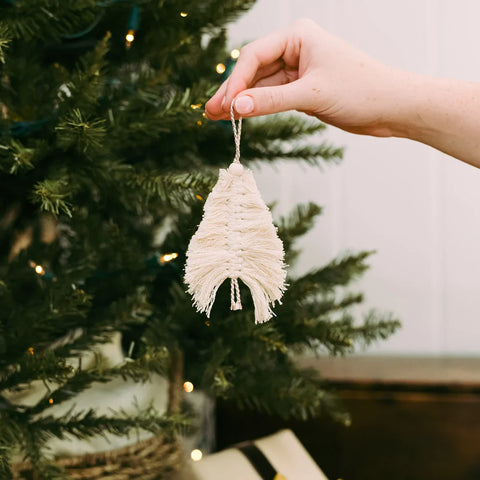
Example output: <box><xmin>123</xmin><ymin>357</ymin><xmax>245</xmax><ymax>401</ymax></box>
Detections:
<box><xmin>237</xmin><ymin>442</ymin><xmax>285</xmax><ymax>480</ymax></box>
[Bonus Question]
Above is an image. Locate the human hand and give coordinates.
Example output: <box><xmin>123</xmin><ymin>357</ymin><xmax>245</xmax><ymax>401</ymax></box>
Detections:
<box><xmin>205</xmin><ymin>18</ymin><xmax>406</xmax><ymax>138</ymax></box>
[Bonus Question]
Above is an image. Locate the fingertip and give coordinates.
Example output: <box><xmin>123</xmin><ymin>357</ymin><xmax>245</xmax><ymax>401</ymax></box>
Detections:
<box><xmin>234</xmin><ymin>95</ymin><xmax>254</xmax><ymax>115</ymax></box>
<box><xmin>204</xmin><ymin>102</ymin><xmax>228</xmax><ymax>121</ymax></box>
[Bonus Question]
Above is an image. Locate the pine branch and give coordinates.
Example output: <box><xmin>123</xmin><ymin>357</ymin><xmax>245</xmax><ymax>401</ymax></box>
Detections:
<box><xmin>300</xmin><ymin>292</ymin><xmax>365</xmax><ymax>318</ymax></box>
<box><xmin>28</xmin><ymin>348</ymin><xmax>170</xmax><ymax>416</ymax></box>
<box><xmin>33</xmin><ymin>289</ymin><xmax>152</xmax><ymax>367</ymax></box>
<box><xmin>1</xmin><ymin>1</ymin><xmax>99</xmax><ymax>41</ymax></box>
<box><xmin>0</xmin><ymin>446</ymin><xmax>12</xmax><ymax>480</ymax></box>
<box><xmin>287</xmin><ymin>250</ymin><xmax>376</xmax><ymax>299</ymax></box>
<box><xmin>243</xmin><ymin>142</ymin><xmax>344</xmax><ymax>166</ymax></box>
<box><xmin>278</xmin><ymin>202</ymin><xmax>322</xmax><ymax>243</ymax></box>
<box><xmin>111</xmin><ymin>85</ymin><xmax>209</xmax><ymax>147</ymax></box>
<box><xmin>0</xmin><ymin>22</ymin><xmax>10</xmax><ymax>64</ymax></box>
<box><xmin>177</xmin><ymin>0</ymin><xmax>258</xmax><ymax>30</ymax></box>
<box><xmin>0</xmin><ymin>350</ymin><xmax>73</xmax><ymax>392</ymax></box>
<box><xmin>0</xmin><ymin>281</ymin><xmax>92</xmax><ymax>366</ymax></box>
<box><xmin>233</xmin><ymin>362</ymin><xmax>350</xmax><ymax>424</ymax></box>
<box><xmin>283</xmin><ymin>310</ymin><xmax>400</xmax><ymax>356</ymax></box>
<box><xmin>55</xmin><ymin>109</ymin><xmax>107</xmax><ymax>154</ymax></box>
<box><xmin>0</xmin><ymin>139</ymin><xmax>36</xmax><ymax>174</ymax></box>
<box><xmin>0</xmin><ymin>413</ymin><xmax>21</xmax><ymax>480</ymax></box>
<box><xmin>245</xmin><ymin>116</ymin><xmax>327</xmax><ymax>143</ymax></box>
<box><xmin>31</xmin><ymin>405</ymin><xmax>189</xmax><ymax>442</ymax></box>
<box><xmin>277</xmin><ymin>202</ymin><xmax>322</xmax><ymax>265</ymax></box>
<box><xmin>128</xmin><ymin>170</ymin><xmax>216</xmax><ymax>208</ymax></box>
<box><xmin>65</xmin><ymin>32</ymin><xmax>110</xmax><ymax>109</ymax></box>
<box><xmin>32</xmin><ymin>179</ymin><xmax>73</xmax><ymax>217</ymax></box>
<box><xmin>354</xmin><ymin>309</ymin><xmax>402</xmax><ymax>347</ymax></box>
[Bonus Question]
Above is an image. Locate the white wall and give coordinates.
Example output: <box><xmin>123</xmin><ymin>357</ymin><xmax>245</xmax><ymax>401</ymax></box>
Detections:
<box><xmin>227</xmin><ymin>0</ymin><xmax>480</xmax><ymax>355</ymax></box>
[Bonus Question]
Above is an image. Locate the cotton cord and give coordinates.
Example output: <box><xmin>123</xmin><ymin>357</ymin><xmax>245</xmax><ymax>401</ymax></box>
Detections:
<box><xmin>230</xmin><ymin>277</ymin><xmax>242</xmax><ymax>311</ymax></box>
<box><xmin>231</xmin><ymin>100</ymin><xmax>242</xmax><ymax>164</ymax></box>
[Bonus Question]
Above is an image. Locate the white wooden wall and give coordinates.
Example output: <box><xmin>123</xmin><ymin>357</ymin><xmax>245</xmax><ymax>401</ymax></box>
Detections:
<box><xmin>227</xmin><ymin>0</ymin><xmax>480</xmax><ymax>355</ymax></box>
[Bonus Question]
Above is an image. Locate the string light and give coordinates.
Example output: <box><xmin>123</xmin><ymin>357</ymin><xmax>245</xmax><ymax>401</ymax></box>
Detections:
<box><xmin>230</xmin><ymin>48</ymin><xmax>240</xmax><ymax>59</ymax></box>
<box><xmin>202</xmin><ymin>112</ymin><xmax>206</xmax><ymax>118</ymax></box>
<box><xmin>216</xmin><ymin>63</ymin><xmax>226</xmax><ymax>74</ymax></box>
<box><xmin>159</xmin><ymin>252</ymin><xmax>178</xmax><ymax>264</ymax></box>
<box><xmin>180</xmin><ymin>12</ymin><xmax>188</xmax><ymax>17</ymax></box>
<box><xmin>48</xmin><ymin>398</ymin><xmax>54</xmax><ymax>404</ymax></box>
<box><xmin>190</xmin><ymin>103</ymin><xmax>202</xmax><ymax>110</ymax></box>
<box><xmin>29</xmin><ymin>260</ymin><xmax>56</xmax><ymax>281</ymax></box>
<box><xmin>125</xmin><ymin>29</ymin><xmax>135</xmax><ymax>48</ymax></box>
<box><xmin>30</xmin><ymin>261</ymin><xmax>46</xmax><ymax>276</ymax></box>
<box><xmin>183</xmin><ymin>381</ymin><xmax>194</xmax><ymax>393</ymax></box>
<box><xmin>28</xmin><ymin>347</ymin><xmax>34</xmax><ymax>355</ymax></box>
<box><xmin>195</xmin><ymin>194</ymin><xmax>203</xmax><ymax>201</ymax></box>
<box><xmin>35</xmin><ymin>265</ymin><xmax>45</xmax><ymax>275</ymax></box>
<box><xmin>205</xmin><ymin>320</ymin><xmax>211</xmax><ymax>327</ymax></box>
<box><xmin>190</xmin><ymin>449</ymin><xmax>203</xmax><ymax>462</ymax></box>
<box><xmin>125</xmin><ymin>6</ymin><xmax>139</xmax><ymax>49</ymax></box>
<box><xmin>197</xmin><ymin>120</ymin><xmax>202</xmax><ymax>126</ymax></box>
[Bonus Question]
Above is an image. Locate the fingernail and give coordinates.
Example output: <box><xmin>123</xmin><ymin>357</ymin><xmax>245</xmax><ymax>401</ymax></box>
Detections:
<box><xmin>235</xmin><ymin>95</ymin><xmax>254</xmax><ymax>114</ymax></box>
<box><xmin>221</xmin><ymin>96</ymin><xmax>226</xmax><ymax>110</ymax></box>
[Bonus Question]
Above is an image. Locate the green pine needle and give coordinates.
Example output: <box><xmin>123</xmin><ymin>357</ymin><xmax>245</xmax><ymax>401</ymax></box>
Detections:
<box><xmin>55</xmin><ymin>109</ymin><xmax>106</xmax><ymax>153</ymax></box>
<box><xmin>32</xmin><ymin>179</ymin><xmax>73</xmax><ymax>217</ymax></box>
<box><xmin>0</xmin><ymin>23</ymin><xmax>10</xmax><ymax>64</ymax></box>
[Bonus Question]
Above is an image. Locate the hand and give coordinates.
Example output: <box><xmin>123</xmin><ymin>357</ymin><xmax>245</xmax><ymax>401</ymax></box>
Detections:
<box><xmin>205</xmin><ymin>18</ymin><xmax>405</xmax><ymax>137</ymax></box>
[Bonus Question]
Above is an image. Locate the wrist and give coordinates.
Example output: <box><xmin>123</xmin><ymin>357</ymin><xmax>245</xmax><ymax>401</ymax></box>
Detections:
<box><xmin>383</xmin><ymin>69</ymin><xmax>434</xmax><ymax>141</ymax></box>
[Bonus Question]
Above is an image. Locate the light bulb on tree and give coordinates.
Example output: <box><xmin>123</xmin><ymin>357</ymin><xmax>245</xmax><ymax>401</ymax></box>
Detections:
<box><xmin>34</xmin><ymin>265</ymin><xmax>45</xmax><ymax>275</ymax></box>
<box><xmin>159</xmin><ymin>252</ymin><xmax>178</xmax><ymax>264</ymax></box>
<box><xmin>125</xmin><ymin>30</ymin><xmax>135</xmax><ymax>48</ymax></box>
<box><xmin>183</xmin><ymin>381</ymin><xmax>194</xmax><ymax>393</ymax></box>
<box><xmin>190</xmin><ymin>449</ymin><xmax>203</xmax><ymax>462</ymax></box>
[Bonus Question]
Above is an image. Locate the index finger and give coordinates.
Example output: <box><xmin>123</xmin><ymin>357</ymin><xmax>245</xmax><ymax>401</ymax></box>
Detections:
<box><xmin>223</xmin><ymin>28</ymin><xmax>289</xmax><ymax>113</ymax></box>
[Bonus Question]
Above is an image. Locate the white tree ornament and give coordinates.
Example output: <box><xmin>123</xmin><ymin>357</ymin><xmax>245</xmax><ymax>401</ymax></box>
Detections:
<box><xmin>184</xmin><ymin>102</ymin><xmax>287</xmax><ymax>324</ymax></box>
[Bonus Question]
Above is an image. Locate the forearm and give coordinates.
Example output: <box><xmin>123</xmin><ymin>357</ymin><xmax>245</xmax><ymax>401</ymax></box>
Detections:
<box><xmin>389</xmin><ymin>71</ymin><xmax>480</xmax><ymax>167</ymax></box>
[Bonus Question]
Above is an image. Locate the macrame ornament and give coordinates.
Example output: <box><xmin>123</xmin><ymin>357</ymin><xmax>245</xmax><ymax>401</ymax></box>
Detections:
<box><xmin>184</xmin><ymin>101</ymin><xmax>287</xmax><ymax>324</ymax></box>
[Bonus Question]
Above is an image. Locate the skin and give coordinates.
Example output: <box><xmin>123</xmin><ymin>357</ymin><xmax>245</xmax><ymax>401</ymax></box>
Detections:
<box><xmin>205</xmin><ymin>18</ymin><xmax>480</xmax><ymax>168</ymax></box>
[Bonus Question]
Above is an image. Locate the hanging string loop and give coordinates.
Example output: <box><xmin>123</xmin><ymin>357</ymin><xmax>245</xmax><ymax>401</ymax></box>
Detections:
<box><xmin>231</xmin><ymin>100</ymin><xmax>242</xmax><ymax>164</ymax></box>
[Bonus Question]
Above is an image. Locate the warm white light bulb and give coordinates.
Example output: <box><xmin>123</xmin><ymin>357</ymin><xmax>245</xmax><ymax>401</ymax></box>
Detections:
<box><xmin>230</xmin><ymin>48</ymin><xmax>240</xmax><ymax>59</ymax></box>
<box><xmin>190</xmin><ymin>449</ymin><xmax>203</xmax><ymax>462</ymax></box>
<box><xmin>216</xmin><ymin>63</ymin><xmax>226</xmax><ymax>74</ymax></box>
<box><xmin>160</xmin><ymin>252</ymin><xmax>179</xmax><ymax>263</ymax></box>
<box><xmin>35</xmin><ymin>265</ymin><xmax>45</xmax><ymax>275</ymax></box>
<box><xmin>183</xmin><ymin>381</ymin><xmax>194</xmax><ymax>393</ymax></box>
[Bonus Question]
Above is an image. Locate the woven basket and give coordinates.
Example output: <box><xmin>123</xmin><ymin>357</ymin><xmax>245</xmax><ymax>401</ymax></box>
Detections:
<box><xmin>12</xmin><ymin>434</ymin><xmax>183</xmax><ymax>480</ymax></box>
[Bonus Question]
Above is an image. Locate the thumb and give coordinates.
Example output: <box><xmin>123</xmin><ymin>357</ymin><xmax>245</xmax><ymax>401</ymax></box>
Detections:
<box><xmin>233</xmin><ymin>80</ymin><xmax>310</xmax><ymax>117</ymax></box>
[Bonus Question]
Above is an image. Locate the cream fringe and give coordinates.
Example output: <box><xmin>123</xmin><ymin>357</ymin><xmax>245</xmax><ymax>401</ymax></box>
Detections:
<box><xmin>184</xmin><ymin>162</ymin><xmax>287</xmax><ymax>324</ymax></box>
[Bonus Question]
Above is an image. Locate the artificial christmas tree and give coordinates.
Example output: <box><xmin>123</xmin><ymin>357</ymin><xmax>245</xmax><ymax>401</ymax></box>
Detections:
<box><xmin>0</xmin><ymin>1</ymin><xmax>400</xmax><ymax>478</ymax></box>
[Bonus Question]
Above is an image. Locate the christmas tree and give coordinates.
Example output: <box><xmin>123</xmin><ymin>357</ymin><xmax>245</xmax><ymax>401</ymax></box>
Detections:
<box><xmin>0</xmin><ymin>1</ymin><xmax>400</xmax><ymax>478</ymax></box>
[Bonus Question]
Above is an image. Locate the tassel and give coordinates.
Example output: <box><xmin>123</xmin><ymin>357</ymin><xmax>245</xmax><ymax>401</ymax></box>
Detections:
<box><xmin>184</xmin><ymin>102</ymin><xmax>287</xmax><ymax>324</ymax></box>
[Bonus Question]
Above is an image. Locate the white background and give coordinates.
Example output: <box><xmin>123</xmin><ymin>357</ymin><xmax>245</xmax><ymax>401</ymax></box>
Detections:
<box><xmin>227</xmin><ymin>0</ymin><xmax>480</xmax><ymax>355</ymax></box>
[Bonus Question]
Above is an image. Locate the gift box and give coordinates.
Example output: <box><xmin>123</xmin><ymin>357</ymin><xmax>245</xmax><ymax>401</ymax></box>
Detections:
<box><xmin>180</xmin><ymin>429</ymin><xmax>329</xmax><ymax>480</ymax></box>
